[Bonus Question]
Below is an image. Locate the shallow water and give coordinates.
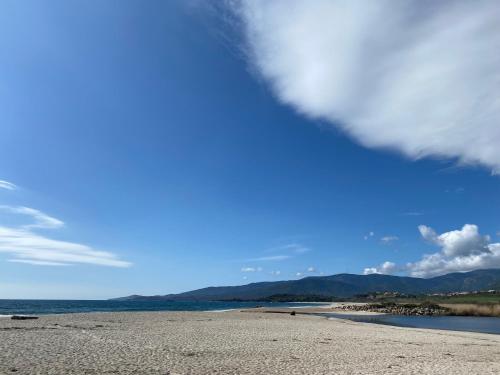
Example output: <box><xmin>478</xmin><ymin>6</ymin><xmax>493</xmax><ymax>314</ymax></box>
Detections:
<box><xmin>325</xmin><ymin>312</ymin><xmax>500</xmax><ymax>335</ymax></box>
<box><xmin>0</xmin><ymin>299</ymin><xmax>322</xmax><ymax>315</ymax></box>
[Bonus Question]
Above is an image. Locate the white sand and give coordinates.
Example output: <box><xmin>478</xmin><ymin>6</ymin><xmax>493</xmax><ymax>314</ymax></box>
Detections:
<box><xmin>0</xmin><ymin>311</ymin><xmax>499</xmax><ymax>374</ymax></box>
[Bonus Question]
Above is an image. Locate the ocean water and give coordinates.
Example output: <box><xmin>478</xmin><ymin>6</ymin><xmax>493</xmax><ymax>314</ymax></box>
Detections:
<box><xmin>325</xmin><ymin>313</ymin><xmax>500</xmax><ymax>335</ymax></box>
<box><xmin>0</xmin><ymin>299</ymin><xmax>319</xmax><ymax>316</ymax></box>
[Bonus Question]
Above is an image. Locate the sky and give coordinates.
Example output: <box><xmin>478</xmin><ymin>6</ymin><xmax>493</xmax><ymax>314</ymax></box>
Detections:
<box><xmin>1</xmin><ymin>1</ymin><xmax>500</xmax><ymax>299</ymax></box>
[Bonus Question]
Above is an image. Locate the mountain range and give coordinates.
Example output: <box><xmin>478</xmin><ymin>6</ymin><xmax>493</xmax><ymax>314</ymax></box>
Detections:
<box><xmin>112</xmin><ymin>269</ymin><xmax>500</xmax><ymax>301</ymax></box>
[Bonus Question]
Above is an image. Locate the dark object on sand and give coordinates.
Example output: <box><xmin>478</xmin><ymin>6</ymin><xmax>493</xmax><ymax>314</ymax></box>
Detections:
<box><xmin>290</xmin><ymin>311</ymin><xmax>296</xmax><ymax>316</ymax></box>
<box><xmin>11</xmin><ymin>315</ymin><xmax>39</xmax><ymax>320</ymax></box>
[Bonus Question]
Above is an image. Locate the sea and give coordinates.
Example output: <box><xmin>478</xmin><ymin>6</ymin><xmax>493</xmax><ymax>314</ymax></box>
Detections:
<box><xmin>324</xmin><ymin>312</ymin><xmax>500</xmax><ymax>335</ymax></box>
<box><xmin>0</xmin><ymin>299</ymin><xmax>319</xmax><ymax>316</ymax></box>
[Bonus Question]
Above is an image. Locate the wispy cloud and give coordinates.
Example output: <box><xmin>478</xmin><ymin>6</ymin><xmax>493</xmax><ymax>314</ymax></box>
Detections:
<box><xmin>281</xmin><ymin>243</ymin><xmax>311</xmax><ymax>254</ymax></box>
<box><xmin>0</xmin><ymin>180</ymin><xmax>17</xmax><ymax>191</ymax></box>
<box><xmin>246</xmin><ymin>255</ymin><xmax>291</xmax><ymax>262</ymax></box>
<box><xmin>0</xmin><ymin>205</ymin><xmax>131</xmax><ymax>268</ymax></box>
<box><xmin>241</xmin><ymin>242</ymin><xmax>309</xmax><ymax>266</ymax></box>
<box><xmin>0</xmin><ymin>206</ymin><xmax>64</xmax><ymax>229</ymax></box>
<box><xmin>380</xmin><ymin>236</ymin><xmax>399</xmax><ymax>244</ymax></box>
<box><xmin>445</xmin><ymin>187</ymin><xmax>465</xmax><ymax>194</ymax></box>
<box><xmin>233</xmin><ymin>1</ymin><xmax>500</xmax><ymax>173</ymax></box>
<box><xmin>266</xmin><ymin>243</ymin><xmax>311</xmax><ymax>254</ymax></box>
<box><xmin>401</xmin><ymin>212</ymin><xmax>424</xmax><ymax>217</ymax></box>
<box><xmin>241</xmin><ymin>266</ymin><xmax>262</xmax><ymax>272</ymax></box>
<box><xmin>8</xmin><ymin>259</ymin><xmax>70</xmax><ymax>266</ymax></box>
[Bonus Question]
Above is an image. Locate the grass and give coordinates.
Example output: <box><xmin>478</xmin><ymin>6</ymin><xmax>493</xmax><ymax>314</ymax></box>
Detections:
<box><xmin>443</xmin><ymin>303</ymin><xmax>500</xmax><ymax>317</ymax></box>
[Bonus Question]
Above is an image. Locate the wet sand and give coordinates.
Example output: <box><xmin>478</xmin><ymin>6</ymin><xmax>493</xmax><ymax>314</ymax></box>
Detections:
<box><xmin>1</xmin><ymin>311</ymin><xmax>499</xmax><ymax>374</ymax></box>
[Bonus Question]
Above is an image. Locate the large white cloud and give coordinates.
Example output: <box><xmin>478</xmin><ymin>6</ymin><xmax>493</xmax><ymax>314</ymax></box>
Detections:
<box><xmin>409</xmin><ymin>224</ymin><xmax>500</xmax><ymax>277</ymax></box>
<box><xmin>365</xmin><ymin>224</ymin><xmax>500</xmax><ymax>277</ymax></box>
<box><xmin>418</xmin><ymin>224</ymin><xmax>490</xmax><ymax>257</ymax></box>
<box><xmin>234</xmin><ymin>0</ymin><xmax>500</xmax><ymax>171</ymax></box>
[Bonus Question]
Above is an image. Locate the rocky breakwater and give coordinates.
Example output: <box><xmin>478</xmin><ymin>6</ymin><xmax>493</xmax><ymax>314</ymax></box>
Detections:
<box><xmin>336</xmin><ymin>302</ymin><xmax>450</xmax><ymax>316</ymax></box>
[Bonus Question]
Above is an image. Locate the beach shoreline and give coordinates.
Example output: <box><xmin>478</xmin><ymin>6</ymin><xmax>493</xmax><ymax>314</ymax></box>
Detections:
<box><xmin>1</xmin><ymin>310</ymin><xmax>499</xmax><ymax>374</ymax></box>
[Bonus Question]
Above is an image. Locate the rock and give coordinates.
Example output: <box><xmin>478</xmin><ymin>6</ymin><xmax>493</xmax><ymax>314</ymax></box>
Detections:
<box><xmin>11</xmin><ymin>315</ymin><xmax>39</xmax><ymax>320</ymax></box>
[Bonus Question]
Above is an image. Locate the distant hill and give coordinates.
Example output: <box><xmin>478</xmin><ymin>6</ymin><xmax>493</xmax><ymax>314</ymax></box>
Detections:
<box><xmin>111</xmin><ymin>269</ymin><xmax>500</xmax><ymax>301</ymax></box>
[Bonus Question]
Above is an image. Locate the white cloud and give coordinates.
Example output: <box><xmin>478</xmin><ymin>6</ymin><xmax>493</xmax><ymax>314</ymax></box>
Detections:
<box><xmin>381</xmin><ymin>236</ymin><xmax>399</xmax><ymax>244</ymax></box>
<box><xmin>282</xmin><ymin>243</ymin><xmax>311</xmax><ymax>254</ymax></box>
<box><xmin>296</xmin><ymin>272</ymin><xmax>303</xmax><ymax>277</ymax></box>
<box><xmin>418</xmin><ymin>225</ymin><xmax>439</xmax><ymax>242</ymax></box>
<box><xmin>420</xmin><ymin>224</ymin><xmax>490</xmax><ymax>257</ymax></box>
<box><xmin>266</xmin><ymin>243</ymin><xmax>311</xmax><ymax>254</ymax></box>
<box><xmin>0</xmin><ymin>206</ymin><xmax>64</xmax><ymax>229</ymax></box>
<box><xmin>408</xmin><ymin>224</ymin><xmax>500</xmax><ymax>277</ymax></box>
<box><xmin>363</xmin><ymin>267</ymin><xmax>377</xmax><ymax>275</ymax></box>
<box><xmin>0</xmin><ymin>206</ymin><xmax>131</xmax><ymax>268</ymax></box>
<box><xmin>234</xmin><ymin>1</ymin><xmax>500</xmax><ymax>172</ymax></box>
<box><xmin>247</xmin><ymin>255</ymin><xmax>291</xmax><ymax>262</ymax></box>
<box><xmin>0</xmin><ymin>180</ymin><xmax>16</xmax><ymax>190</ymax></box>
<box><xmin>270</xmin><ymin>270</ymin><xmax>281</xmax><ymax>276</ymax></box>
<box><xmin>363</xmin><ymin>261</ymin><xmax>396</xmax><ymax>275</ymax></box>
<box><xmin>365</xmin><ymin>224</ymin><xmax>500</xmax><ymax>277</ymax></box>
<box><xmin>241</xmin><ymin>266</ymin><xmax>263</xmax><ymax>272</ymax></box>
<box><xmin>402</xmin><ymin>212</ymin><xmax>424</xmax><ymax>217</ymax></box>
<box><xmin>246</xmin><ymin>243</ymin><xmax>310</xmax><ymax>263</ymax></box>
<box><xmin>445</xmin><ymin>187</ymin><xmax>466</xmax><ymax>194</ymax></box>
<box><xmin>307</xmin><ymin>266</ymin><xmax>316</xmax><ymax>272</ymax></box>
<box><xmin>8</xmin><ymin>259</ymin><xmax>70</xmax><ymax>266</ymax></box>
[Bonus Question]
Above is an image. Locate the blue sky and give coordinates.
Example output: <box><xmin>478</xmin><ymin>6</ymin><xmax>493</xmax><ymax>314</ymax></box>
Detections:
<box><xmin>1</xmin><ymin>1</ymin><xmax>500</xmax><ymax>299</ymax></box>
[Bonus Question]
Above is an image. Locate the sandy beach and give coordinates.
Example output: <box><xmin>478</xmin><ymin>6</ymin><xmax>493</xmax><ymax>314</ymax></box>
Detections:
<box><xmin>1</xmin><ymin>311</ymin><xmax>499</xmax><ymax>374</ymax></box>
